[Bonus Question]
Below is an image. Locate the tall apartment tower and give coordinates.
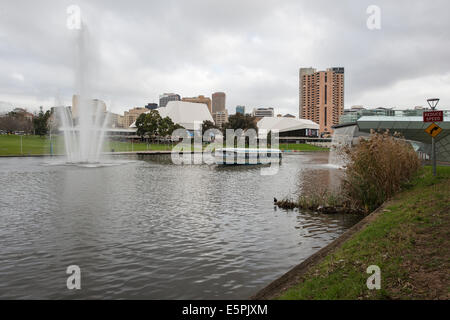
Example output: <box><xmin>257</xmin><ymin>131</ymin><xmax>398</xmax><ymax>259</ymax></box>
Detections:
<box><xmin>299</xmin><ymin>67</ymin><xmax>344</xmax><ymax>134</ymax></box>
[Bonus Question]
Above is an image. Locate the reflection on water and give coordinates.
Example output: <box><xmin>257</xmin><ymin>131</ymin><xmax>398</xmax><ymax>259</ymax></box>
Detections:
<box><xmin>0</xmin><ymin>153</ymin><xmax>361</xmax><ymax>299</ymax></box>
<box><xmin>295</xmin><ymin>153</ymin><xmax>346</xmax><ymax>195</ymax></box>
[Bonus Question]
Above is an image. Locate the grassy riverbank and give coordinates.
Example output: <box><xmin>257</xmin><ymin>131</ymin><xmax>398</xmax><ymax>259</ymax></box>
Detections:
<box><xmin>276</xmin><ymin>166</ymin><xmax>449</xmax><ymax>300</ymax></box>
<box><xmin>0</xmin><ymin>134</ymin><xmax>327</xmax><ymax>156</ymax></box>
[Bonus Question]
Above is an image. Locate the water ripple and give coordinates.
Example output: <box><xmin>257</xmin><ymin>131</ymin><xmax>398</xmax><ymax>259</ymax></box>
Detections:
<box><xmin>0</xmin><ymin>153</ymin><xmax>361</xmax><ymax>299</ymax></box>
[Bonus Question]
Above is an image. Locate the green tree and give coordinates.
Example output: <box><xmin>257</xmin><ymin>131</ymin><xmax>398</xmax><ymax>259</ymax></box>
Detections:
<box><xmin>33</xmin><ymin>108</ymin><xmax>51</xmax><ymax>136</ymax></box>
<box><xmin>135</xmin><ymin>110</ymin><xmax>161</xmax><ymax>138</ymax></box>
<box><xmin>221</xmin><ymin>113</ymin><xmax>258</xmax><ymax>147</ymax></box>
<box><xmin>201</xmin><ymin>120</ymin><xmax>218</xmax><ymax>135</ymax></box>
<box><xmin>135</xmin><ymin>111</ymin><xmax>184</xmax><ymax>140</ymax></box>
<box><xmin>159</xmin><ymin>116</ymin><xmax>180</xmax><ymax>138</ymax></box>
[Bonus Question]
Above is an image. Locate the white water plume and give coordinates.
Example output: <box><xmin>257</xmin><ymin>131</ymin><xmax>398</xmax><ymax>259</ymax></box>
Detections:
<box><xmin>58</xmin><ymin>23</ymin><xmax>110</xmax><ymax>163</ymax></box>
<box><xmin>328</xmin><ymin>125</ymin><xmax>357</xmax><ymax>168</ymax></box>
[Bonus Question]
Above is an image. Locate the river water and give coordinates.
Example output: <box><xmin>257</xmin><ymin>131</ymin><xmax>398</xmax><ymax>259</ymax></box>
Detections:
<box><xmin>0</xmin><ymin>152</ymin><xmax>361</xmax><ymax>299</ymax></box>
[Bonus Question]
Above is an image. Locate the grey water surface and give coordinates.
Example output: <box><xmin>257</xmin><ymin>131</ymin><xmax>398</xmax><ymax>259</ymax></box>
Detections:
<box><xmin>0</xmin><ymin>152</ymin><xmax>361</xmax><ymax>299</ymax></box>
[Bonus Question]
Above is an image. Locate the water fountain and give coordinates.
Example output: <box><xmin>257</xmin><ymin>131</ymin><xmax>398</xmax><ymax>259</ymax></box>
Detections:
<box><xmin>57</xmin><ymin>24</ymin><xmax>110</xmax><ymax>164</ymax></box>
<box><xmin>59</xmin><ymin>96</ymin><xmax>110</xmax><ymax>164</ymax></box>
<box><xmin>328</xmin><ymin>125</ymin><xmax>357</xmax><ymax>167</ymax></box>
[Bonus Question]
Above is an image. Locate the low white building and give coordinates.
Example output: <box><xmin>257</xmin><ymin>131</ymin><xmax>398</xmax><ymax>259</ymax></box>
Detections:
<box><xmin>130</xmin><ymin>100</ymin><xmax>214</xmax><ymax>131</ymax></box>
<box><xmin>257</xmin><ymin>117</ymin><xmax>319</xmax><ymax>138</ymax></box>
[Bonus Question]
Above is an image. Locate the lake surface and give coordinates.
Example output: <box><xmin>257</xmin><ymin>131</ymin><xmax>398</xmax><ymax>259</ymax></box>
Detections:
<box><xmin>0</xmin><ymin>152</ymin><xmax>361</xmax><ymax>299</ymax></box>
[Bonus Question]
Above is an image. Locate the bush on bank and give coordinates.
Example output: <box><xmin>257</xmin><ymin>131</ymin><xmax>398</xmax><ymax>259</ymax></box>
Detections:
<box><xmin>277</xmin><ymin>131</ymin><xmax>421</xmax><ymax>214</ymax></box>
<box><xmin>342</xmin><ymin>131</ymin><xmax>421</xmax><ymax>213</ymax></box>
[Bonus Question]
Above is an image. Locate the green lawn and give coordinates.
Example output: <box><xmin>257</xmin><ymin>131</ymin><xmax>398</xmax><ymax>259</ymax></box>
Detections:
<box><xmin>0</xmin><ymin>134</ymin><xmax>64</xmax><ymax>155</ymax></box>
<box><xmin>0</xmin><ymin>134</ymin><xmax>328</xmax><ymax>156</ymax></box>
<box><xmin>279</xmin><ymin>143</ymin><xmax>328</xmax><ymax>152</ymax></box>
<box><xmin>278</xmin><ymin>166</ymin><xmax>450</xmax><ymax>300</ymax></box>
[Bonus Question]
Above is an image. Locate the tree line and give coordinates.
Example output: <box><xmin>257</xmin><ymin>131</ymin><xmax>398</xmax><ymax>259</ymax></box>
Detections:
<box><xmin>135</xmin><ymin>111</ymin><xmax>258</xmax><ymax>139</ymax></box>
<box><xmin>0</xmin><ymin>108</ymin><xmax>51</xmax><ymax>136</ymax></box>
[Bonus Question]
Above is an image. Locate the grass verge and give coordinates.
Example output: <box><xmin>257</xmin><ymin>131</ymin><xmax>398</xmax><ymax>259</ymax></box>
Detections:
<box><xmin>277</xmin><ymin>166</ymin><xmax>450</xmax><ymax>300</ymax></box>
<box><xmin>0</xmin><ymin>135</ymin><xmax>63</xmax><ymax>155</ymax></box>
<box><xmin>279</xmin><ymin>143</ymin><xmax>328</xmax><ymax>152</ymax></box>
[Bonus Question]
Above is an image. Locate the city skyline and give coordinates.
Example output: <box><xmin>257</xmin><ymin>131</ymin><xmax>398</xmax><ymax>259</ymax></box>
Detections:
<box><xmin>1</xmin><ymin>0</ymin><xmax>450</xmax><ymax>116</ymax></box>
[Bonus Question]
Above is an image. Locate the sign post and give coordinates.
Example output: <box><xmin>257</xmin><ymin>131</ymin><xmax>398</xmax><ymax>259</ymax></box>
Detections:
<box><xmin>425</xmin><ymin>98</ymin><xmax>441</xmax><ymax>176</ymax></box>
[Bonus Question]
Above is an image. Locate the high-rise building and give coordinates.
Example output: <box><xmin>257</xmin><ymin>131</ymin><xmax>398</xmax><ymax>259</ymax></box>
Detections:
<box><xmin>299</xmin><ymin>67</ymin><xmax>344</xmax><ymax>134</ymax></box>
<box><xmin>211</xmin><ymin>92</ymin><xmax>227</xmax><ymax>125</ymax></box>
<box><xmin>182</xmin><ymin>95</ymin><xmax>212</xmax><ymax>114</ymax></box>
<box><xmin>298</xmin><ymin>67</ymin><xmax>315</xmax><ymax>118</ymax></box>
<box><xmin>212</xmin><ymin>92</ymin><xmax>226</xmax><ymax>113</ymax></box>
<box><xmin>159</xmin><ymin>93</ymin><xmax>181</xmax><ymax>108</ymax></box>
<box><xmin>235</xmin><ymin>105</ymin><xmax>245</xmax><ymax>115</ymax></box>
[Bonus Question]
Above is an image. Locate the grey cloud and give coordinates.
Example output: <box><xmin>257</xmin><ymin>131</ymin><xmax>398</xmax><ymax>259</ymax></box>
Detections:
<box><xmin>1</xmin><ymin>0</ymin><xmax>450</xmax><ymax>114</ymax></box>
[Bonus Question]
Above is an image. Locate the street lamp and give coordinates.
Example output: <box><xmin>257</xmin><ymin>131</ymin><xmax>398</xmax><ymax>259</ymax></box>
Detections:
<box><xmin>426</xmin><ymin>98</ymin><xmax>439</xmax><ymax>176</ymax></box>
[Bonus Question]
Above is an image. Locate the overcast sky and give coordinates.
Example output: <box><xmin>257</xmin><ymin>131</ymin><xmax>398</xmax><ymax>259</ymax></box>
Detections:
<box><xmin>1</xmin><ymin>0</ymin><xmax>450</xmax><ymax>115</ymax></box>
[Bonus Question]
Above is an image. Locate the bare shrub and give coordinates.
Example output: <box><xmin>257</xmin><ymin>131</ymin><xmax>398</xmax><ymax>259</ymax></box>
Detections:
<box><xmin>276</xmin><ymin>131</ymin><xmax>421</xmax><ymax>214</ymax></box>
<box><xmin>342</xmin><ymin>130</ymin><xmax>421</xmax><ymax>213</ymax></box>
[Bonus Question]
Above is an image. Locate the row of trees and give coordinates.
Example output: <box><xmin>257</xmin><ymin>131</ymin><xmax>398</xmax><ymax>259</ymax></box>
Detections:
<box><xmin>135</xmin><ymin>111</ymin><xmax>259</xmax><ymax>139</ymax></box>
<box><xmin>0</xmin><ymin>108</ymin><xmax>51</xmax><ymax>136</ymax></box>
<box><xmin>222</xmin><ymin>113</ymin><xmax>258</xmax><ymax>132</ymax></box>
<box><xmin>0</xmin><ymin>113</ymin><xmax>33</xmax><ymax>134</ymax></box>
<box><xmin>201</xmin><ymin>113</ymin><xmax>258</xmax><ymax>135</ymax></box>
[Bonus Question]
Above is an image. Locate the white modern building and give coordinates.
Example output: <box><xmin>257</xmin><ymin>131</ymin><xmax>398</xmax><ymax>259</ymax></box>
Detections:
<box><xmin>257</xmin><ymin>116</ymin><xmax>320</xmax><ymax>138</ymax></box>
<box><xmin>130</xmin><ymin>100</ymin><xmax>214</xmax><ymax>131</ymax></box>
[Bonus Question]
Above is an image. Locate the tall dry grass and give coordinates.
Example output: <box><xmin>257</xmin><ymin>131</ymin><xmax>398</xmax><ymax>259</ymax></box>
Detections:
<box><xmin>276</xmin><ymin>131</ymin><xmax>421</xmax><ymax>214</ymax></box>
<box><xmin>342</xmin><ymin>130</ymin><xmax>421</xmax><ymax>212</ymax></box>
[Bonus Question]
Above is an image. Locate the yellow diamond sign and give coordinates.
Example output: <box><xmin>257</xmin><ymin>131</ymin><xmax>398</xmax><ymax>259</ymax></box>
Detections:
<box><xmin>425</xmin><ymin>123</ymin><xmax>442</xmax><ymax>138</ymax></box>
